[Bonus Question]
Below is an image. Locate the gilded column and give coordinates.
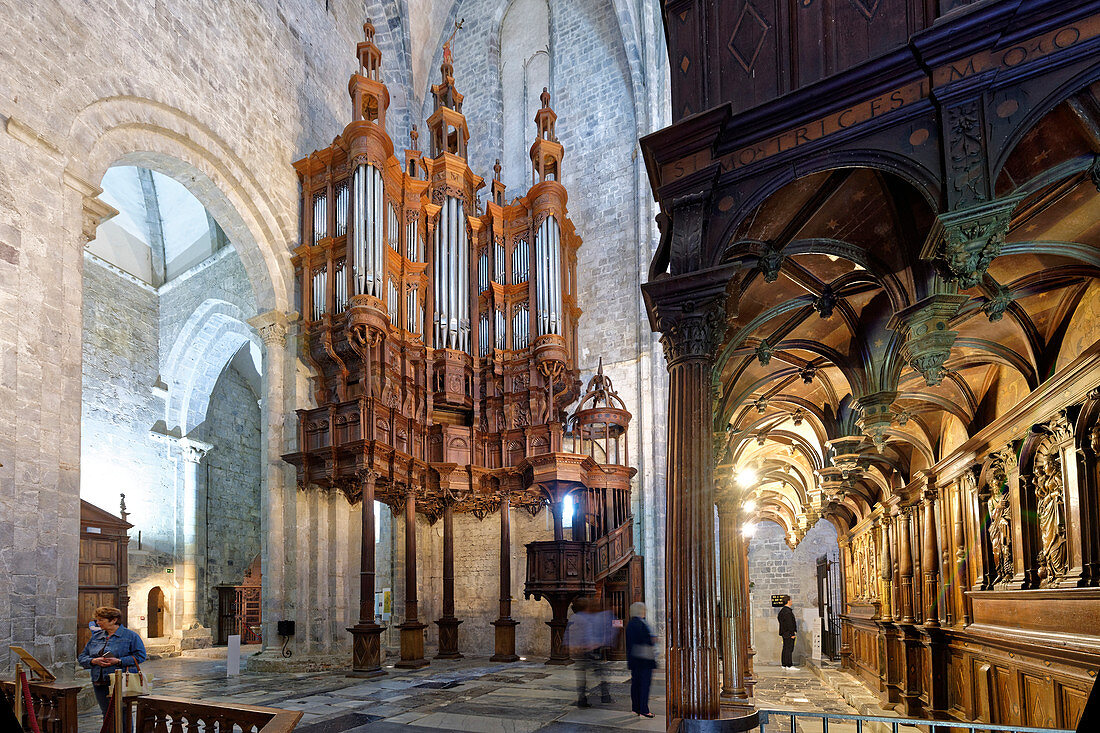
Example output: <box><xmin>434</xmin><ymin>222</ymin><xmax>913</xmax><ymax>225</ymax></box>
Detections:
<box><xmin>658</xmin><ymin>299</ymin><xmax>724</xmax><ymax>723</ymax></box>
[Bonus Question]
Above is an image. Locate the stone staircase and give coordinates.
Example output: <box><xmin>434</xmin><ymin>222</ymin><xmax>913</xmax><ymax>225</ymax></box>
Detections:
<box><xmin>804</xmin><ymin>660</ymin><xmax>920</xmax><ymax>733</ymax></box>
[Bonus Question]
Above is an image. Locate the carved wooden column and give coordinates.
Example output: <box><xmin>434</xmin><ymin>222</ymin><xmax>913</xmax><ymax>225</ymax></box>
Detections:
<box><xmin>348</xmin><ymin>471</ymin><xmax>385</xmax><ymax>677</ymax></box>
<box><xmin>878</xmin><ymin>514</ymin><xmax>901</xmax><ymax>707</ymax></box>
<box><xmin>921</xmin><ymin>488</ymin><xmax>940</xmax><ymax>627</ymax></box>
<box><xmin>737</xmin><ymin>530</ymin><xmax>756</xmax><ymax>696</ymax></box>
<box><xmin>658</xmin><ymin>299</ymin><xmax>723</xmax><ymax>723</ymax></box>
<box><xmin>717</xmin><ymin>495</ymin><xmax>749</xmax><ymax>707</ymax></box>
<box><xmin>897</xmin><ymin>505</ymin><xmax>915</xmax><ymax>624</ymax></box>
<box><xmin>435</xmin><ymin>492</ymin><xmax>462</xmax><ymax>658</ymax></box>
<box><xmin>396</xmin><ymin>488</ymin><xmax>428</xmax><ymax>669</ymax></box>
<box><xmin>954</xmin><ymin>475</ymin><xmax>972</xmax><ymax>625</ymax></box>
<box><xmin>491</xmin><ymin>493</ymin><xmax>519</xmax><ymax>662</ymax></box>
<box><xmin>1052</xmin><ymin>410</ymin><xmax>1088</xmax><ymax>587</ymax></box>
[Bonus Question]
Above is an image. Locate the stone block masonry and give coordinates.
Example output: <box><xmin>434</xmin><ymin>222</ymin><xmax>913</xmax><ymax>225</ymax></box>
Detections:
<box><xmin>747</xmin><ymin>519</ymin><xmax>840</xmax><ymax>666</ymax></box>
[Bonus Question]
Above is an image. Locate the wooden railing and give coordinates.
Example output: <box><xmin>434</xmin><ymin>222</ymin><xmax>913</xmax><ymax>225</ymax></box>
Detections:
<box><xmin>129</xmin><ymin>696</ymin><xmax>302</xmax><ymax>733</ymax></box>
<box><xmin>593</xmin><ymin>518</ymin><xmax>633</xmax><ymax>579</ymax></box>
<box><xmin>0</xmin><ymin>679</ymin><xmax>81</xmax><ymax>733</ymax></box>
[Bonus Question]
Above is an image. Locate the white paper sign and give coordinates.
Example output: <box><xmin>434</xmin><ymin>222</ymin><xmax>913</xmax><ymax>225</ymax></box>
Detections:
<box><xmin>227</xmin><ymin>634</ymin><xmax>241</xmax><ymax>676</ymax></box>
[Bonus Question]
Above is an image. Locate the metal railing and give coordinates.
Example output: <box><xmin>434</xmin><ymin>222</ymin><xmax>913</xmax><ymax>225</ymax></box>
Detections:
<box><xmin>758</xmin><ymin>709</ymin><xmax>1076</xmax><ymax>733</ymax></box>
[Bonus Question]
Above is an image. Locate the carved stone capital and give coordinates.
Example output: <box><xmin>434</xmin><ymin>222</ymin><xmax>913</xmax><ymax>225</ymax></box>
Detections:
<box><xmin>758</xmin><ymin>243</ymin><xmax>785</xmax><ymax>283</ymax></box>
<box><xmin>981</xmin><ymin>283</ymin><xmax>1013</xmax><ymax>322</ymax></box>
<box><xmin>179</xmin><ymin>436</ymin><xmax>214</xmax><ymax>464</ymax></box>
<box><xmin>657</xmin><ymin>298</ymin><xmax>725</xmax><ymax>366</ymax></box>
<box><xmin>249</xmin><ymin>310</ymin><xmax>298</xmax><ymax>348</ymax></box>
<box><xmin>889</xmin><ymin>293</ymin><xmax>969</xmax><ymax>386</ymax></box>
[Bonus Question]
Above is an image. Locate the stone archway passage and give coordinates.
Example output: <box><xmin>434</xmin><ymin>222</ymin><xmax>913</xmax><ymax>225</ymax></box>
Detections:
<box><xmin>148</xmin><ymin>586</ymin><xmax>166</xmax><ymax>638</ymax></box>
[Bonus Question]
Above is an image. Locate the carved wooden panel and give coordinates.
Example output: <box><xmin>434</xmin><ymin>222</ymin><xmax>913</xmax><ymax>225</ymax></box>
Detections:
<box><xmin>1022</xmin><ymin>673</ymin><xmax>1056</xmax><ymax>728</ymax></box>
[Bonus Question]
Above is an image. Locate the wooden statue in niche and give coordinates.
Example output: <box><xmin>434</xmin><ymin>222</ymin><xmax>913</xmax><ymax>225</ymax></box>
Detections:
<box><xmin>1034</xmin><ymin>437</ymin><xmax>1067</xmax><ymax>584</ymax></box>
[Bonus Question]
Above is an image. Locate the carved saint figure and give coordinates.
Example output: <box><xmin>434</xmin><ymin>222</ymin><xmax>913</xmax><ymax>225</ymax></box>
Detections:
<box><xmin>1034</xmin><ymin>449</ymin><xmax>1067</xmax><ymax>584</ymax></box>
<box><xmin>987</xmin><ymin>485</ymin><xmax>1013</xmax><ymax>584</ymax></box>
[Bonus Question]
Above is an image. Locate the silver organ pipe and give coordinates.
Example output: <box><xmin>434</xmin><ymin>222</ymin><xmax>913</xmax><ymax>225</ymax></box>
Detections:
<box><xmin>512</xmin><ymin>303</ymin><xmax>529</xmax><ymax>349</ymax></box>
<box><xmin>353</xmin><ymin>164</ymin><xmax>386</xmax><ymax>298</ymax></box>
<box><xmin>334</xmin><ymin>259</ymin><xmax>347</xmax><ymax>312</ymax></box>
<box><xmin>311</xmin><ymin>267</ymin><xmax>327</xmax><ymax>320</ymax></box>
<box><xmin>312</xmin><ymin>193</ymin><xmax>327</xmax><ymax>244</ymax></box>
<box><xmin>406</xmin><ymin>216</ymin><xmax>419</xmax><ymax>261</ymax></box>
<box><xmin>387</xmin><ymin>204</ymin><xmax>400</xmax><ymax>252</ymax></box>
<box><xmin>406</xmin><ymin>284</ymin><xmax>419</xmax><ymax>333</ymax></box>
<box><xmin>478</xmin><ymin>248</ymin><xmax>489</xmax><ymax>293</ymax></box>
<box><xmin>493</xmin><ymin>240</ymin><xmax>505</xmax><ymax>283</ymax></box>
<box><xmin>433</xmin><ymin>196</ymin><xmax>470</xmax><ymax>352</ymax></box>
<box><xmin>479</xmin><ymin>313</ymin><xmax>491</xmax><ymax>356</ymax></box>
<box><xmin>352</xmin><ymin>165</ymin><xmax>365</xmax><ymax>294</ymax></box>
<box><xmin>495</xmin><ymin>308</ymin><xmax>506</xmax><ymax>351</ymax></box>
<box><xmin>387</xmin><ymin>278</ymin><xmax>399</xmax><ymax>326</ymax></box>
<box><xmin>334</xmin><ymin>182</ymin><xmax>348</xmax><ymax>237</ymax></box>
<box><xmin>535</xmin><ymin>215</ymin><xmax>562</xmax><ymax>336</ymax></box>
<box><xmin>512</xmin><ymin>239</ymin><xmax>528</xmax><ymax>283</ymax></box>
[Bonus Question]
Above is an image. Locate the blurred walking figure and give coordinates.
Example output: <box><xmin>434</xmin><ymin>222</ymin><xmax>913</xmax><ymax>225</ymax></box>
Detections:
<box><xmin>778</xmin><ymin>595</ymin><xmax>798</xmax><ymax>670</ymax></box>
<box><xmin>567</xmin><ymin>597</ymin><xmax>613</xmax><ymax>707</ymax></box>
<box><xmin>626</xmin><ymin>601</ymin><xmax>657</xmax><ymax>718</ymax></box>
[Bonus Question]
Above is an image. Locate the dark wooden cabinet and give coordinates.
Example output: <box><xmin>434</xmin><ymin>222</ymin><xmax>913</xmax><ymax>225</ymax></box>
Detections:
<box><xmin>77</xmin><ymin>500</ymin><xmax>131</xmax><ymax>652</ymax></box>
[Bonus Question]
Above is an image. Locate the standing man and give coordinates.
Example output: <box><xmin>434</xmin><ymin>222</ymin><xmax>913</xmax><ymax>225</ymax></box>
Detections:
<box><xmin>778</xmin><ymin>595</ymin><xmax>797</xmax><ymax>670</ymax></box>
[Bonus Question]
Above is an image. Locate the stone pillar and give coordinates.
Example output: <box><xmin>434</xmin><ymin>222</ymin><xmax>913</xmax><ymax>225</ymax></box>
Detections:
<box><xmin>175</xmin><ymin>437</ymin><xmax>213</xmax><ymax>646</ymax></box>
<box><xmin>397</xmin><ymin>488</ymin><xmax>428</xmax><ymax>669</ymax></box>
<box><xmin>717</xmin><ymin>496</ymin><xmax>750</xmax><ymax>707</ymax></box>
<box><xmin>897</xmin><ymin>506</ymin><xmax>915</xmax><ymax>624</ymax></box>
<box><xmin>491</xmin><ymin>493</ymin><xmax>519</xmax><ymax>662</ymax></box>
<box><xmin>657</xmin><ymin>300</ymin><xmax>723</xmax><ymax>722</ymax></box>
<box><xmin>921</xmin><ymin>488</ymin><xmax>940</xmax><ymax>627</ymax></box>
<box><xmin>248</xmin><ymin>310</ymin><xmax>297</xmax><ymax>665</ymax></box>
<box><xmin>435</xmin><ymin>493</ymin><xmax>462</xmax><ymax>658</ymax></box>
<box><xmin>348</xmin><ymin>471</ymin><xmax>385</xmax><ymax>677</ymax></box>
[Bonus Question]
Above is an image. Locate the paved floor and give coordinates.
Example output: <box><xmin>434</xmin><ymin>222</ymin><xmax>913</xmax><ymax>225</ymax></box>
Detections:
<box><xmin>76</xmin><ymin>651</ymin><xmax>892</xmax><ymax>732</ymax></box>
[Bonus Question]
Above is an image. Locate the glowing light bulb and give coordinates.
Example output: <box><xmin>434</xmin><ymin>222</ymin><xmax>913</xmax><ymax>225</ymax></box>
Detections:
<box><xmin>736</xmin><ymin>468</ymin><xmax>758</xmax><ymax>486</ymax></box>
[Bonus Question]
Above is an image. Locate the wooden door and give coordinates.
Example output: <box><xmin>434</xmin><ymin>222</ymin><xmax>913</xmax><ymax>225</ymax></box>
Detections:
<box><xmin>77</xmin><ymin>590</ymin><xmax>117</xmax><ymax>651</ymax></box>
<box><xmin>77</xmin><ymin>501</ymin><xmax>132</xmax><ymax>653</ymax></box>
<box><xmin>147</xmin><ymin>587</ymin><xmax>165</xmax><ymax>638</ymax></box>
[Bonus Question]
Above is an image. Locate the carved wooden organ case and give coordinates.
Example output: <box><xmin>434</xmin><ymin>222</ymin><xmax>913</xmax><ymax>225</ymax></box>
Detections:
<box><xmin>283</xmin><ymin>23</ymin><xmax>635</xmax><ymax>554</ymax></box>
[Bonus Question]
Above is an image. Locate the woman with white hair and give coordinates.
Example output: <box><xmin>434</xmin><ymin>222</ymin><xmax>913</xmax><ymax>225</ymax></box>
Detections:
<box><xmin>625</xmin><ymin>601</ymin><xmax>657</xmax><ymax>718</ymax></box>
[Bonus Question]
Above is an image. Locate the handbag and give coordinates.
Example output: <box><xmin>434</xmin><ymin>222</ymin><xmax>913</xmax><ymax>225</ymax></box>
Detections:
<box><xmin>635</xmin><ymin>642</ymin><xmax>656</xmax><ymax>661</ymax></box>
<box><xmin>109</xmin><ymin>664</ymin><xmax>153</xmax><ymax>696</ymax></box>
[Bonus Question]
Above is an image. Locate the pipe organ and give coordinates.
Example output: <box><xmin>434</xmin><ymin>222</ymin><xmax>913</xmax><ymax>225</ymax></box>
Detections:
<box><xmin>285</xmin><ymin>21</ymin><xmax>643</xmax><ymax>673</ymax></box>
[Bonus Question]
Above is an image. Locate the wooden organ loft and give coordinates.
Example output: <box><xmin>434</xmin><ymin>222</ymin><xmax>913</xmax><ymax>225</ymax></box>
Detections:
<box><xmin>284</xmin><ymin>21</ymin><xmax>642</xmax><ymax>674</ymax></box>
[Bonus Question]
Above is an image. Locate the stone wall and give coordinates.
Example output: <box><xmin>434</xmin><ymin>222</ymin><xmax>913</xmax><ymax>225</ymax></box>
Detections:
<box><xmin>197</xmin><ymin>363</ymin><xmax>262</xmax><ymax>627</ymax></box>
<box><xmin>747</xmin><ymin>519</ymin><xmax>839</xmax><ymax>666</ymax></box>
<box><xmin>0</xmin><ymin>0</ymin><xmax>668</xmax><ymax>668</ymax></box>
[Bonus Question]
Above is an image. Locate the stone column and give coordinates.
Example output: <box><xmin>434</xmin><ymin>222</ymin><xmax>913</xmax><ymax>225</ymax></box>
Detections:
<box><xmin>397</xmin><ymin>488</ymin><xmax>428</xmax><ymax>668</ymax></box>
<box><xmin>491</xmin><ymin>493</ymin><xmax>519</xmax><ymax>662</ymax></box>
<box><xmin>717</xmin><ymin>495</ymin><xmax>750</xmax><ymax>708</ymax></box>
<box><xmin>435</xmin><ymin>493</ymin><xmax>462</xmax><ymax>658</ymax></box>
<box><xmin>348</xmin><ymin>471</ymin><xmax>385</xmax><ymax>677</ymax></box>
<box><xmin>176</xmin><ymin>437</ymin><xmax>212</xmax><ymax>644</ymax></box>
<box><xmin>657</xmin><ymin>300</ymin><xmax>723</xmax><ymax>722</ymax></box>
<box><xmin>248</xmin><ymin>310</ymin><xmax>297</xmax><ymax>664</ymax></box>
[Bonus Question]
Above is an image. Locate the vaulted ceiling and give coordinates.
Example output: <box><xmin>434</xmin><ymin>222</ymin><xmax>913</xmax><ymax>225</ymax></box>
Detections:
<box><xmin>716</xmin><ymin>82</ymin><xmax>1100</xmax><ymax>543</ymax></box>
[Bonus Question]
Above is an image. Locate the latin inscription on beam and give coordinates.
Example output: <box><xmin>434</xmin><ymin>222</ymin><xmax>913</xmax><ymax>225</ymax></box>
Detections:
<box><xmin>658</xmin><ymin>18</ymin><xmax>1100</xmax><ymax>185</ymax></box>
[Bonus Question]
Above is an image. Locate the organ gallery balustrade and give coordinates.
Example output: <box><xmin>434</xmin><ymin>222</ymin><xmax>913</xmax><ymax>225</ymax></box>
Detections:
<box><xmin>282</xmin><ymin>20</ymin><xmax>643</xmax><ymax>672</ymax></box>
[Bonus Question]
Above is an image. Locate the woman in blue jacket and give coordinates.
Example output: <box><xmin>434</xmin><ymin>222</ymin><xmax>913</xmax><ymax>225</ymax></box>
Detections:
<box><xmin>78</xmin><ymin>606</ymin><xmax>147</xmax><ymax>714</ymax></box>
<box><xmin>625</xmin><ymin>601</ymin><xmax>657</xmax><ymax>718</ymax></box>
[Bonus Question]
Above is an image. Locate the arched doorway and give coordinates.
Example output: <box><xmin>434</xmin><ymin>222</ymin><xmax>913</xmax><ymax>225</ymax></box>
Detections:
<box><xmin>147</xmin><ymin>586</ymin><xmax>166</xmax><ymax>638</ymax></box>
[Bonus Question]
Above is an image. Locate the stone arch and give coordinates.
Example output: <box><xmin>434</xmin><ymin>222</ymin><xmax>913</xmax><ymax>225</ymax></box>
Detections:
<box><xmin>164</xmin><ymin>299</ymin><xmax>263</xmax><ymax>436</ymax></box>
<box><xmin>65</xmin><ymin>95</ymin><xmax>294</xmax><ymax>312</ymax></box>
